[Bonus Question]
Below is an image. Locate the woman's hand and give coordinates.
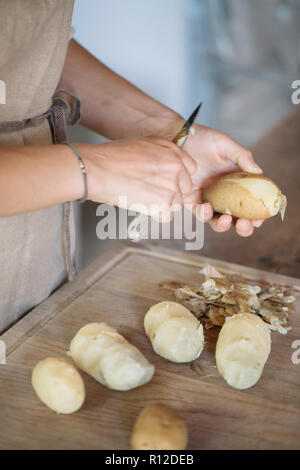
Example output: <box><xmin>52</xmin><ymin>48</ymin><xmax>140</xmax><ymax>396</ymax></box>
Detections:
<box><xmin>60</xmin><ymin>40</ymin><xmax>264</xmax><ymax>236</ymax></box>
<box><xmin>77</xmin><ymin>137</ymin><xmax>198</xmax><ymax>220</ymax></box>
<box><xmin>183</xmin><ymin>124</ymin><xmax>265</xmax><ymax>237</ymax></box>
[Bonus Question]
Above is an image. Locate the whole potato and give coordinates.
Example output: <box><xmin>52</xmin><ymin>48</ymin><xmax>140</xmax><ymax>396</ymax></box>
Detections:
<box><xmin>131</xmin><ymin>404</ymin><xmax>188</xmax><ymax>450</ymax></box>
<box><xmin>32</xmin><ymin>357</ymin><xmax>85</xmax><ymax>414</ymax></box>
<box><xmin>202</xmin><ymin>171</ymin><xmax>287</xmax><ymax>220</ymax></box>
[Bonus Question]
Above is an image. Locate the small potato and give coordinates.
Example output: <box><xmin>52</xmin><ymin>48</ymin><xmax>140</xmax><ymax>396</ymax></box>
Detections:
<box><xmin>32</xmin><ymin>357</ymin><xmax>85</xmax><ymax>414</ymax></box>
<box><xmin>131</xmin><ymin>404</ymin><xmax>188</xmax><ymax>450</ymax></box>
<box><xmin>69</xmin><ymin>323</ymin><xmax>154</xmax><ymax>391</ymax></box>
<box><xmin>144</xmin><ymin>301</ymin><xmax>204</xmax><ymax>363</ymax></box>
<box><xmin>216</xmin><ymin>313</ymin><xmax>271</xmax><ymax>390</ymax></box>
<box><xmin>202</xmin><ymin>171</ymin><xmax>287</xmax><ymax>220</ymax></box>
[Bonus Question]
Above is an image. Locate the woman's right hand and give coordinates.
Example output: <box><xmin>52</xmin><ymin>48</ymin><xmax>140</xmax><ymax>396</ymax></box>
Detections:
<box><xmin>77</xmin><ymin>137</ymin><xmax>198</xmax><ymax>219</ymax></box>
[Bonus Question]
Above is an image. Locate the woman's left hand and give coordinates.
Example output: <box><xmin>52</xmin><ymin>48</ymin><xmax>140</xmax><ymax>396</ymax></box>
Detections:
<box><xmin>182</xmin><ymin>123</ymin><xmax>265</xmax><ymax>237</ymax></box>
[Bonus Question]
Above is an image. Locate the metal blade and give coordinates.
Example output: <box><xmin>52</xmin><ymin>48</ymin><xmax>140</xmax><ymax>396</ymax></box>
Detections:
<box><xmin>182</xmin><ymin>102</ymin><xmax>202</xmax><ymax>131</ymax></box>
<box><xmin>173</xmin><ymin>102</ymin><xmax>202</xmax><ymax>148</ymax></box>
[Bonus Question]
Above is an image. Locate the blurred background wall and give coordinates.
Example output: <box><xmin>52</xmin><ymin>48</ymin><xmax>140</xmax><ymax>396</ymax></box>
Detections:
<box><xmin>69</xmin><ymin>0</ymin><xmax>300</xmax><ymax>270</ymax></box>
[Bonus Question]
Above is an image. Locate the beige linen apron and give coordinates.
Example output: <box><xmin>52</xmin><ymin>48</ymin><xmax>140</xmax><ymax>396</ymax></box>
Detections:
<box><xmin>0</xmin><ymin>0</ymin><xmax>77</xmax><ymax>332</ymax></box>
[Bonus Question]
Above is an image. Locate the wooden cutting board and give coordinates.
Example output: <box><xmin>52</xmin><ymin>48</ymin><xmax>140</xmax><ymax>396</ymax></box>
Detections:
<box><xmin>0</xmin><ymin>243</ymin><xmax>299</xmax><ymax>450</ymax></box>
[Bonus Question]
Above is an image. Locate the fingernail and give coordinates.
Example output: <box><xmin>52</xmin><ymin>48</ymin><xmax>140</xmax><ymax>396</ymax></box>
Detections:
<box><xmin>251</xmin><ymin>163</ymin><xmax>263</xmax><ymax>174</ymax></box>
<box><xmin>240</xmin><ymin>219</ymin><xmax>251</xmax><ymax>229</ymax></box>
<box><xmin>195</xmin><ymin>205</ymin><xmax>205</xmax><ymax>221</ymax></box>
<box><xmin>220</xmin><ymin>218</ymin><xmax>230</xmax><ymax>227</ymax></box>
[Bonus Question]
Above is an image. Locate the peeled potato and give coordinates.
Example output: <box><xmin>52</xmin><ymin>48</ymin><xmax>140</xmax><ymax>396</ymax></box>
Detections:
<box><xmin>131</xmin><ymin>404</ymin><xmax>188</xmax><ymax>450</ymax></box>
<box><xmin>202</xmin><ymin>171</ymin><xmax>287</xmax><ymax>220</ymax></box>
<box><xmin>144</xmin><ymin>301</ymin><xmax>204</xmax><ymax>363</ymax></box>
<box><xmin>31</xmin><ymin>357</ymin><xmax>85</xmax><ymax>414</ymax></box>
<box><xmin>216</xmin><ymin>313</ymin><xmax>271</xmax><ymax>390</ymax></box>
<box><xmin>69</xmin><ymin>322</ymin><xmax>154</xmax><ymax>391</ymax></box>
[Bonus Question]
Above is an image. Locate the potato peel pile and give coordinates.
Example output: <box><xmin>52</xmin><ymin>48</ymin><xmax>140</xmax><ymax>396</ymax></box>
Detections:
<box><xmin>161</xmin><ymin>265</ymin><xmax>295</xmax><ymax>334</ymax></box>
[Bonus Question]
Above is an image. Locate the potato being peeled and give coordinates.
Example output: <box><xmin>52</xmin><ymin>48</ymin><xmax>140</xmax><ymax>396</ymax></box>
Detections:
<box><xmin>32</xmin><ymin>357</ymin><xmax>85</xmax><ymax>414</ymax></box>
<box><xmin>202</xmin><ymin>171</ymin><xmax>287</xmax><ymax>220</ymax></box>
<box><xmin>131</xmin><ymin>404</ymin><xmax>188</xmax><ymax>450</ymax></box>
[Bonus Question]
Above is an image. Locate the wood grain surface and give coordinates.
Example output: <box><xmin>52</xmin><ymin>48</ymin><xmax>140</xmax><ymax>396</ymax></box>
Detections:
<box><xmin>0</xmin><ymin>243</ymin><xmax>299</xmax><ymax>450</ymax></box>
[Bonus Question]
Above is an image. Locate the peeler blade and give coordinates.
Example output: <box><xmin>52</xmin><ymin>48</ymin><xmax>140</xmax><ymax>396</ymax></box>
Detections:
<box><xmin>182</xmin><ymin>102</ymin><xmax>202</xmax><ymax>132</ymax></box>
<box><xmin>173</xmin><ymin>102</ymin><xmax>202</xmax><ymax>148</ymax></box>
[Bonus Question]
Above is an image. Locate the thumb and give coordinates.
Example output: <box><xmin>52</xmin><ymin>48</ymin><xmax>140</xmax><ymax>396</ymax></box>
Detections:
<box><xmin>218</xmin><ymin>133</ymin><xmax>263</xmax><ymax>174</ymax></box>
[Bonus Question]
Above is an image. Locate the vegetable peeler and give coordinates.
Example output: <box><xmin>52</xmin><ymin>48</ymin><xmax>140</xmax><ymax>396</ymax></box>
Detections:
<box><xmin>127</xmin><ymin>102</ymin><xmax>202</xmax><ymax>242</ymax></box>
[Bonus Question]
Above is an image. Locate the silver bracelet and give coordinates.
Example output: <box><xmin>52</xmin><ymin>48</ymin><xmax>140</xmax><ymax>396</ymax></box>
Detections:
<box><xmin>62</xmin><ymin>141</ymin><xmax>88</xmax><ymax>203</ymax></box>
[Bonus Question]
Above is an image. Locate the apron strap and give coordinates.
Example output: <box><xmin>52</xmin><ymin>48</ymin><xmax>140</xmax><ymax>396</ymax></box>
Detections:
<box><xmin>47</xmin><ymin>89</ymin><xmax>81</xmax><ymax>143</ymax></box>
<box><xmin>0</xmin><ymin>89</ymin><xmax>80</xmax><ymax>136</ymax></box>
<box><xmin>0</xmin><ymin>90</ymin><xmax>81</xmax><ymax>282</ymax></box>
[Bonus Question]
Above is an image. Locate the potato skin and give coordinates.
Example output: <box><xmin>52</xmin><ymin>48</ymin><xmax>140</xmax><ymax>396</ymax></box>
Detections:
<box><xmin>202</xmin><ymin>172</ymin><xmax>284</xmax><ymax>219</ymax></box>
<box><xmin>31</xmin><ymin>357</ymin><xmax>85</xmax><ymax>414</ymax></box>
<box><xmin>131</xmin><ymin>404</ymin><xmax>188</xmax><ymax>450</ymax></box>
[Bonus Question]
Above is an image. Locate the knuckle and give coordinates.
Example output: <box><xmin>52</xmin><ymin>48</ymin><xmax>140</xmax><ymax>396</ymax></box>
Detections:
<box><xmin>162</xmin><ymin>152</ymin><xmax>177</xmax><ymax>167</ymax></box>
<box><xmin>167</xmin><ymin>178</ymin><xmax>178</xmax><ymax>192</ymax></box>
<box><xmin>156</xmin><ymin>191</ymin><xmax>171</xmax><ymax>207</ymax></box>
<box><xmin>170</xmin><ymin>157</ymin><xmax>184</xmax><ymax>172</ymax></box>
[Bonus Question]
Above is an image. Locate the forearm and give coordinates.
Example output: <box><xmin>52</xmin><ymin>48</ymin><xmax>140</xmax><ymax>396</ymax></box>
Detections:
<box><xmin>58</xmin><ymin>40</ymin><xmax>183</xmax><ymax>139</ymax></box>
<box><xmin>0</xmin><ymin>144</ymin><xmax>83</xmax><ymax>216</ymax></box>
